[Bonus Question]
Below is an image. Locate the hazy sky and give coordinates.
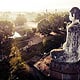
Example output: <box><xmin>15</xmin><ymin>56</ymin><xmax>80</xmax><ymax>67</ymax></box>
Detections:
<box><xmin>0</xmin><ymin>0</ymin><xmax>80</xmax><ymax>12</ymax></box>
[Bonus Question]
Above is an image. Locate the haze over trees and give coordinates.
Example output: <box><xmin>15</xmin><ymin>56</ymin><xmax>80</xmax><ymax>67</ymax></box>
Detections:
<box><xmin>14</xmin><ymin>14</ymin><xmax>27</xmax><ymax>26</ymax></box>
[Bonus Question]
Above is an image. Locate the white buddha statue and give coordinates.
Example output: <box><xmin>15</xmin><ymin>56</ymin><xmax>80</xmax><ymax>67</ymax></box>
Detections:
<box><xmin>62</xmin><ymin>7</ymin><xmax>80</xmax><ymax>62</ymax></box>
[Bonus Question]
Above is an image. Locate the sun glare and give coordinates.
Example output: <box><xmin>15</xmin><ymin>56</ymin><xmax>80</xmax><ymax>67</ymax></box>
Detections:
<box><xmin>0</xmin><ymin>0</ymin><xmax>80</xmax><ymax>12</ymax></box>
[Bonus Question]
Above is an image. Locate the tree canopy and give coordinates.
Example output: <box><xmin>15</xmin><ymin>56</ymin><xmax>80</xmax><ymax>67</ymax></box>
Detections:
<box><xmin>14</xmin><ymin>14</ymin><xmax>27</xmax><ymax>26</ymax></box>
<box><xmin>37</xmin><ymin>19</ymin><xmax>52</xmax><ymax>35</ymax></box>
<box><xmin>36</xmin><ymin>12</ymin><xmax>69</xmax><ymax>34</ymax></box>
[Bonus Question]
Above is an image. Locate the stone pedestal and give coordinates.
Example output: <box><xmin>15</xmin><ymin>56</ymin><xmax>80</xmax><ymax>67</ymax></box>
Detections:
<box><xmin>50</xmin><ymin>49</ymin><xmax>80</xmax><ymax>80</ymax></box>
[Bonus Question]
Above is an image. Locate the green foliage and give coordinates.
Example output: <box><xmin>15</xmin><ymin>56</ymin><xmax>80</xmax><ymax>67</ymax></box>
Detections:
<box><xmin>49</xmin><ymin>13</ymin><xmax>64</xmax><ymax>31</ymax></box>
<box><xmin>9</xmin><ymin>43</ymin><xmax>30</xmax><ymax>80</ymax></box>
<box><xmin>63</xmin><ymin>12</ymin><xmax>70</xmax><ymax>22</ymax></box>
<box><xmin>0</xmin><ymin>21</ymin><xmax>14</xmax><ymax>80</ymax></box>
<box><xmin>35</xmin><ymin>12</ymin><xmax>51</xmax><ymax>22</ymax></box>
<box><xmin>36</xmin><ymin>12</ymin><xmax>69</xmax><ymax>34</ymax></box>
<box><xmin>37</xmin><ymin>19</ymin><xmax>52</xmax><ymax>35</ymax></box>
<box><xmin>14</xmin><ymin>14</ymin><xmax>27</xmax><ymax>26</ymax></box>
<box><xmin>0</xmin><ymin>20</ymin><xmax>14</xmax><ymax>37</ymax></box>
<box><xmin>32</xmin><ymin>28</ymin><xmax>37</xmax><ymax>33</ymax></box>
<box><xmin>0</xmin><ymin>20</ymin><xmax>14</xmax><ymax>57</ymax></box>
<box><xmin>35</xmin><ymin>13</ymin><xmax>46</xmax><ymax>22</ymax></box>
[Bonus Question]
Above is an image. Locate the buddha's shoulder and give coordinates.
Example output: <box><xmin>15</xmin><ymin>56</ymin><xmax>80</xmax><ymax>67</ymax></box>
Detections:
<box><xmin>67</xmin><ymin>23</ymin><xmax>80</xmax><ymax>32</ymax></box>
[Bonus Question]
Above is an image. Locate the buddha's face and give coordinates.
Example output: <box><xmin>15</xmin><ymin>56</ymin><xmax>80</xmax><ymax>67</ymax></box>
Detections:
<box><xmin>69</xmin><ymin>12</ymin><xmax>75</xmax><ymax>22</ymax></box>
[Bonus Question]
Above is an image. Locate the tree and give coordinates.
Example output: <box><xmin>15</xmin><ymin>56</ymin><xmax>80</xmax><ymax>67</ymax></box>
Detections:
<box><xmin>0</xmin><ymin>20</ymin><xmax>14</xmax><ymax>37</ymax></box>
<box><xmin>0</xmin><ymin>20</ymin><xmax>14</xmax><ymax>80</ymax></box>
<box><xmin>37</xmin><ymin>19</ymin><xmax>52</xmax><ymax>35</ymax></box>
<box><xmin>35</xmin><ymin>12</ymin><xmax>51</xmax><ymax>22</ymax></box>
<box><xmin>36</xmin><ymin>11</ymin><xmax>70</xmax><ymax>33</ymax></box>
<box><xmin>48</xmin><ymin>13</ymin><xmax>64</xmax><ymax>32</ymax></box>
<box><xmin>14</xmin><ymin>14</ymin><xmax>27</xmax><ymax>26</ymax></box>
